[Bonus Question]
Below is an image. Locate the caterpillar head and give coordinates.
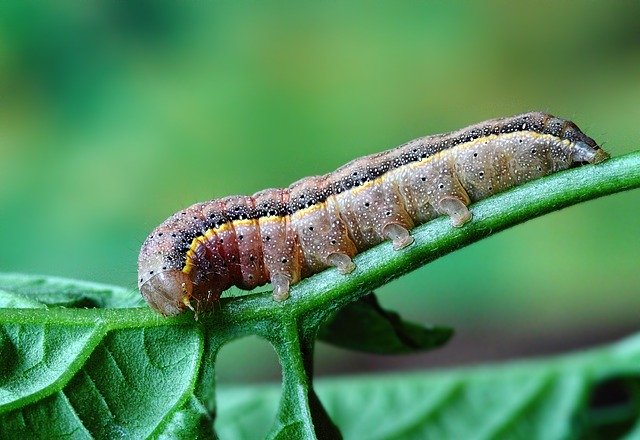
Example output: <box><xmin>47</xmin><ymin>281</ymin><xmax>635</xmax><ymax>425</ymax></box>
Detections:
<box><xmin>138</xmin><ymin>269</ymin><xmax>193</xmax><ymax>316</ymax></box>
<box><xmin>138</xmin><ymin>234</ymin><xmax>194</xmax><ymax>316</ymax></box>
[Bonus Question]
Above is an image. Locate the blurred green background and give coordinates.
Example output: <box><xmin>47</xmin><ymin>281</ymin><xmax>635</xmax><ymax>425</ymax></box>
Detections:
<box><xmin>1</xmin><ymin>2</ymin><xmax>639</xmax><ymax>383</ymax></box>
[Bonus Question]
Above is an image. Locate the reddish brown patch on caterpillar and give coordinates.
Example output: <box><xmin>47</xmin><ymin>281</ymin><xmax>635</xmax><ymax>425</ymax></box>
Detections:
<box><xmin>138</xmin><ymin>112</ymin><xmax>609</xmax><ymax>315</ymax></box>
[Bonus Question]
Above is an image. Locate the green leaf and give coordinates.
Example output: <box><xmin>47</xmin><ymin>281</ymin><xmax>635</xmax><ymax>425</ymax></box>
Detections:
<box><xmin>318</xmin><ymin>293</ymin><xmax>452</xmax><ymax>354</ymax></box>
<box><xmin>0</xmin><ymin>323</ymin><xmax>102</xmax><ymax>412</ymax></box>
<box><xmin>64</xmin><ymin>326</ymin><xmax>202</xmax><ymax>438</ymax></box>
<box><xmin>214</xmin><ymin>385</ymin><xmax>280</xmax><ymax>439</ymax></box>
<box><xmin>0</xmin><ymin>322</ymin><xmax>205</xmax><ymax>439</ymax></box>
<box><xmin>217</xmin><ymin>333</ymin><xmax>640</xmax><ymax>440</ymax></box>
<box><xmin>0</xmin><ymin>274</ymin><xmax>143</xmax><ymax>309</ymax></box>
<box><xmin>0</xmin><ymin>275</ymin><xmax>210</xmax><ymax>439</ymax></box>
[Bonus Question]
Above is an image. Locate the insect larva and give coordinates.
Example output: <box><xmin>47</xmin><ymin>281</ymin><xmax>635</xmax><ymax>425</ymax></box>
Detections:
<box><xmin>138</xmin><ymin>112</ymin><xmax>609</xmax><ymax>316</ymax></box>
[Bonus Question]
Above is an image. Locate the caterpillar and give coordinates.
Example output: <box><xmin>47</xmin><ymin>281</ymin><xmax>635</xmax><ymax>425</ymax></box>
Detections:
<box><xmin>138</xmin><ymin>112</ymin><xmax>609</xmax><ymax>316</ymax></box>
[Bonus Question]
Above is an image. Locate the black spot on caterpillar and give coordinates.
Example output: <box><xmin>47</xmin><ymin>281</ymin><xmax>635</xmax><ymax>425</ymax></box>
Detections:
<box><xmin>138</xmin><ymin>112</ymin><xmax>609</xmax><ymax>315</ymax></box>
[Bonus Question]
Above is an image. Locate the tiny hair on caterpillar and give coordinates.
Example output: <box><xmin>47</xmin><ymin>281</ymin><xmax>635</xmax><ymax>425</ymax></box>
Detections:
<box><xmin>138</xmin><ymin>112</ymin><xmax>609</xmax><ymax>316</ymax></box>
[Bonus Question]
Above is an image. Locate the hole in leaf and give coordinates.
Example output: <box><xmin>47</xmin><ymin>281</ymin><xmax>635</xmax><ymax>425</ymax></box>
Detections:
<box><xmin>215</xmin><ymin>336</ymin><xmax>280</xmax><ymax>437</ymax></box>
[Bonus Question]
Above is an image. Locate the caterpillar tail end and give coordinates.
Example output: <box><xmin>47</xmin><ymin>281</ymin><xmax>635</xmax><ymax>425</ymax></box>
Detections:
<box><xmin>592</xmin><ymin>148</ymin><xmax>610</xmax><ymax>164</ymax></box>
<box><xmin>573</xmin><ymin>141</ymin><xmax>610</xmax><ymax>164</ymax></box>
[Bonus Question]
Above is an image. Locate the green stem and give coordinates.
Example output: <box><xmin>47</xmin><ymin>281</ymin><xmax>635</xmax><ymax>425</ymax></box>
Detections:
<box><xmin>267</xmin><ymin>319</ymin><xmax>341</xmax><ymax>439</ymax></box>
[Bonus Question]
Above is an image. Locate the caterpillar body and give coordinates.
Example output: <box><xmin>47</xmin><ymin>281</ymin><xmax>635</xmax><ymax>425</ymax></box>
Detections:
<box><xmin>138</xmin><ymin>112</ymin><xmax>609</xmax><ymax>316</ymax></box>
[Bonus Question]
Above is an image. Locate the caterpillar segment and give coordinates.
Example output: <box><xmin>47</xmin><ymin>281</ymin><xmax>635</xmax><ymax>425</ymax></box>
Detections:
<box><xmin>138</xmin><ymin>112</ymin><xmax>609</xmax><ymax>315</ymax></box>
<box><xmin>254</xmin><ymin>188</ymin><xmax>302</xmax><ymax>302</ymax></box>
